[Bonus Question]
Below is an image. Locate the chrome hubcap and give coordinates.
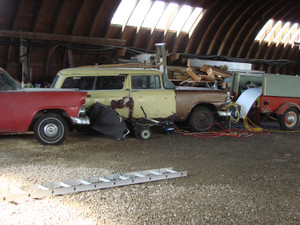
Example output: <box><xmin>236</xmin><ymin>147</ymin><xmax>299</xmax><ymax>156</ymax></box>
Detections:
<box><xmin>286</xmin><ymin>113</ymin><xmax>296</xmax><ymax>126</ymax></box>
<box><xmin>43</xmin><ymin>124</ymin><xmax>59</xmax><ymax>137</ymax></box>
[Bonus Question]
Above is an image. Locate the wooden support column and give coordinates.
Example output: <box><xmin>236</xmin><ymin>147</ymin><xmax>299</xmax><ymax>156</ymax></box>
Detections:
<box><xmin>19</xmin><ymin>39</ymin><xmax>30</xmax><ymax>83</ymax></box>
<box><xmin>68</xmin><ymin>49</ymin><xmax>74</xmax><ymax>68</ymax></box>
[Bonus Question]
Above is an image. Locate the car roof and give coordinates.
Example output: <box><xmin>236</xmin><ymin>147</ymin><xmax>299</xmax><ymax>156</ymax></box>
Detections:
<box><xmin>58</xmin><ymin>67</ymin><xmax>162</xmax><ymax>76</ymax></box>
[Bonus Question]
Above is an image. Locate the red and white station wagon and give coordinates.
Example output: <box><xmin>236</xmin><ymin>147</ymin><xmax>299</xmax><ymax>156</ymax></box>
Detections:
<box><xmin>0</xmin><ymin>68</ymin><xmax>90</xmax><ymax>145</ymax></box>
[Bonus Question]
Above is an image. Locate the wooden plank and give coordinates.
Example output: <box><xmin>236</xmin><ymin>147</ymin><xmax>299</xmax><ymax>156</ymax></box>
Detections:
<box><xmin>117</xmin><ymin>48</ymin><xmax>127</xmax><ymax>56</ymax></box>
<box><xmin>186</xmin><ymin>67</ymin><xmax>201</xmax><ymax>81</ymax></box>
<box><xmin>169</xmin><ymin>53</ymin><xmax>181</xmax><ymax>63</ymax></box>
<box><xmin>200</xmin><ymin>64</ymin><xmax>232</xmax><ymax>78</ymax></box>
<box><xmin>186</xmin><ymin>66</ymin><xmax>216</xmax><ymax>82</ymax></box>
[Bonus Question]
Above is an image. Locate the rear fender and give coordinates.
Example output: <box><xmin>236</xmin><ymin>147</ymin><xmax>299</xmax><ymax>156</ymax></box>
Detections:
<box><xmin>29</xmin><ymin>109</ymin><xmax>69</xmax><ymax>131</ymax></box>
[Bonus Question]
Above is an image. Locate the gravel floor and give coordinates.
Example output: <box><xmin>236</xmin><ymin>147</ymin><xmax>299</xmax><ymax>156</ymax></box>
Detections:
<box><xmin>0</xmin><ymin>124</ymin><xmax>299</xmax><ymax>224</ymax></box>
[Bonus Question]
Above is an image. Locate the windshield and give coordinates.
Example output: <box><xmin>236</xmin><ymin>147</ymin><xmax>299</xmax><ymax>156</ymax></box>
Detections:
<box><xmin>50</xmin><ymin>75</ymin><xmax>59</xmax><ymax>88</ymax></box>
<box><xmin>162</xmin><ymin>74</ymin><xmax>176</xmax><ymax>89</ymax></box>
<box><xmin>0</xmin><ymin>70</ymin><xmax>20</xmax><ymax>91</ymax></box>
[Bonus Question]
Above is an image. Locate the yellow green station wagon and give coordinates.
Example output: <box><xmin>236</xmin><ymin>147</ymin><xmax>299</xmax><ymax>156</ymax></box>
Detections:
<box><xmin>51</xmin><ymin>67</ymin><xmax>229</xmax><ymax>132</ymax></box>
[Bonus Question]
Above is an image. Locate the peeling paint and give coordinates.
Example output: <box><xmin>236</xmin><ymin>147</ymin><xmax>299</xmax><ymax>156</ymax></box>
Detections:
<box><xmin>111</xmin><ymin>96</ymin><xmax>134</xmax><ymax>118</ymax></box>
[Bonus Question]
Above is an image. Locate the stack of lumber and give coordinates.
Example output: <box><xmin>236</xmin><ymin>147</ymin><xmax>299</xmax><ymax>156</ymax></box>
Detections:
<box><xmin>167</xmin><ymin>66</ymin><xmax>189</xmax><ymax>80</ymax></box>
<box><xmin>177</xmin><ymin>65</ymin><xmax>230</xmax><ymax>86</ymax></box>
<box><xmin>186</xmin><ymin>65</ymin><xmax>232</xmax><ymax>82</ymax></box>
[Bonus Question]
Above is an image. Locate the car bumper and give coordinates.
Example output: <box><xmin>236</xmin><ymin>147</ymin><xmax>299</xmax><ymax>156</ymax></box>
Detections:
<box><xmin>71</xmin><ymin>116</ymin><xmax>90</xmax><ymax>125</ymax></box>
<box><xmin>218</xmin><ymin>111</ymin><xmax>231</xmax><ymax>117</ymax></box>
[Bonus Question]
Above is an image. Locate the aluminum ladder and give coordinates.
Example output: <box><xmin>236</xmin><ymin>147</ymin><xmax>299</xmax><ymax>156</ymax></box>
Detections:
<box><xmin>0</xmin><ymin>167</ymin><xmax>187</xmax><ymax>203</ymax></box>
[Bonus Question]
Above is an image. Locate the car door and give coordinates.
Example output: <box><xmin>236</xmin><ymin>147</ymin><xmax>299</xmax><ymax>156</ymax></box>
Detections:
<box><xmin>0</xmin><ymin>71</ymin><xmax>14</xmax><ymax>132</ymax></box>
<box><xmin>0</xmin><ymin>91</ymin><xmax>13</xmax><ymax>132</ymax></box>
<box><xmin>129</xmin><ymin>74</ymin><xmax>176</xmax><ymax>119</ymax></box>
<box><xmin>59</xmin><ymin>74</ymin><xmax>131</xmax><ymax>118</ymax></box>
<box><xmin>85</xmin><ymin>75</ymin><xmax>131</xmax><ymax>118</ymax></box>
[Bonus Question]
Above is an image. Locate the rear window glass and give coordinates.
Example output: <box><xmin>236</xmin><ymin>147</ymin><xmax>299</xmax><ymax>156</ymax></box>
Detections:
<box><xmin>61</xmin><ymin>76</ymin><xmax>125</xmax><ymax>90</ymax></box>
<box><xmin>61</xmin><ymin>76</ymin><xmax>95</xmax><ymax>90</ymax></box>
<box><xmin>131</xmin><ymin>75</ymin><xmax>161</xmax><ymax>89</ymax></box>
<box><xmin>95</xmin><ymin>76</ymin><xmax>125</xmax><ymax>90</ymax></box>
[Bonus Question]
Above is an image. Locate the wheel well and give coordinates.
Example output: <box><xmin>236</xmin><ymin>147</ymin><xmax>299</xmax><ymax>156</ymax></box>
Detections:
<box><xmin>189</xmin><ymin>104</ymin><xmax>217</xmax><ymax>118</ymax></box>
<box><xmin>281</xmin><ymin>107</ymin><xmax>300</xmax><ymax>117</ymax></box>
<box><xmin>29</xmin><ymin>109</ymin><xmax>71</xmax><ymax>131</ymax></box>
<box><xmin>288</xmin><ymin>107</ymin><xmax>300</xmax><ymax>113</ymax></box>
<box><xmin>276</xmin><ymin>103</ymin><xmax>300</xmax><ymax>115</ymax></box>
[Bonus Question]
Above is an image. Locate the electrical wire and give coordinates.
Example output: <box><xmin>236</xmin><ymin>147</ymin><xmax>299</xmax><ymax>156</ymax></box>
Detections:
<box><xmin>174</xmin><ymin>100</ymin><xmax>300</xmax><ymax>139</ymax></box>
<box><xmin>235</xmin><ymin>102</ymin><xmax>300</xmax><ymax>133</ymax></box>
<box><xmin>173</xmin><ymin>122</ymin><xmax>255</xmax><ymax>138</ymax></box>
<box><xmin>173</xmin><ymin>102</ymin><xmax>274</xmax><ymax>138</ymax></box>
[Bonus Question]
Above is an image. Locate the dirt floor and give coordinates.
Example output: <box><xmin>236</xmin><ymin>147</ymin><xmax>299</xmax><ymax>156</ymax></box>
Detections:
<box><xmin>0</xmin><ymin>122</ymin><xmax>299</xmax><ymax>224</ymax></box>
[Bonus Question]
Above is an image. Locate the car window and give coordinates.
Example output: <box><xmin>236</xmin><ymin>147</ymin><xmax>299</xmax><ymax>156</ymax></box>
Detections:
<box><xmin>95</xmin><ymin>76</ymin><xmax>125</xmax><ymax>90</ymax></box>
<box><xmin>162</xmin><ymin>74</ymin><xmax>176</xmax><ymax>89</ymax></box>
<box><xmin>61</xmin><ymin>76</ymin><xmax>95</xmax><ymax>90</ymax></box>
<box><xmin>131</xmin><ymin>75</ymin><xmax>161</xmax><ymax>89</ymax></box>
<box><xmin>0</xmin><ymin>71</ymin><xmax>19</xmax><ymax>91</ymax></box>
<box><xmin>50</xmin><ymin>75</ymin><xmax>59</xmax><ymax>88</ymax></box>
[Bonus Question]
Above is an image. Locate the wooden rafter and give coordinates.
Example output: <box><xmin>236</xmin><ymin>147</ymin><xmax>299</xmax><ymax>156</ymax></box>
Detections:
<box><xmin>0</xmin><ymin>30</ymin><xmax>126</xmax><ymax>47</ymax></box>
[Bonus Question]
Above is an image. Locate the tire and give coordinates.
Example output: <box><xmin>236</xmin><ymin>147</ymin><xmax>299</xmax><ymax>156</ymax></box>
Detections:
<box><xmin>279</xmin><ymin>108</ymin><xmax>299</xmax><ymax>131</ymax></box>
<box><xmin>188</xmin><ymin>107</ymin><xmax>214</xmax><ymax>132</ymax></box>
<box><xmin>33</xmin><ymin>113</ymin><xmax>68</xmax><ymax>145</ymax></box>
<box><xmin>138</xmin><ymin>127</ymin><xmax>152</xmax><ymax>140</ymax></box>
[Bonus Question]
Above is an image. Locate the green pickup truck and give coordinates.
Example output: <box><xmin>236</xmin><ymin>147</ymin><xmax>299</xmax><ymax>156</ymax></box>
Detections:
<box><xmin>51</xmin><ymin>67</ymin><xmax>230</xmax><ymax>132</ymax></box>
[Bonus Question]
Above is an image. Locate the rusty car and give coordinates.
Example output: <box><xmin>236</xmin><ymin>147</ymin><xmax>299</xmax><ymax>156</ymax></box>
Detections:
<box><xmin>0</xmin><ymin>68</ymin><xmax>89</xmax><ymax>145</ymax></box>
<box><xmin>51</xmin><ymin>67</ymin><xmax>230</xmax><ymax>138</ymax></box>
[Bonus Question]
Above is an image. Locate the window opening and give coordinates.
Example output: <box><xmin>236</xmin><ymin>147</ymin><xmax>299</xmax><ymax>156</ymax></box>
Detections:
<box><xmin>95</xmin><ymin>76</ymin><xmax>125</xmax><ymax>90</ymax></box>
<box><xmin>61</xmin><ymin>77</ymin><xmax>95</xmax><ymax>90</ymax></box>
<box><xmin>255</xmin><ymin>19</ymin><xmax>300</xmax><ymax>47</ymax></box>
<box><xmin>0</xmin><ymin>71</ymin><xmax>19</xmax><ymax>91</ymax></box>
<box><xmin>131</xmin><ymin>75</ymin><xmax>161</xmax><ymax>89</ymax></box>
<box><xmin>156</xmin><ymin>3</ymin><xmax>178</xmax><ymax>31</ymax></box>
<box><xmin>142</xmin><ymin>1</ymin><xmax>165</xmax><ymax>31</ymax></box>
<box><xmin>127</xmin><ymin>0</ymin><xmax>152</xmax><ymax>28</ymax></box>
<box><xmin>169</xmin><ymin>5</ymin><xmax>193</xmax><ymax>34</ymax></box>
<box><xmin>111</xmin><ymin>0</ymin><xmax>204</xmax><ymax>36</ymax></box>
<box><xmin>111</xmin><ymin>0</ymin><xmax>137</xmax><ymax>29</ymax></box>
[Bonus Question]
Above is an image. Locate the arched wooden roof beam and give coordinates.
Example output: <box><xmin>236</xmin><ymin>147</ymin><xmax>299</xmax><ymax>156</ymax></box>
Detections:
<box><xmin>195</xmin><ymin>0</ymin><xmax>231</xmax><ymax>55</ymax></box>
<box><xmin>53</xmin><ymin>0</ymin><xmax>84</xmax><ymax>35</ymax></box>
<box><xmin>89</xmin><ymin>0</ymin><xmax>121</xmax><ymax>37</ymax></box>
<box><xmin>206</xmin><ymin>0</ymin><xmax>247</xmax><ymax>55</ymax></box>
<box><xmin>218</xmin><ymin>0</ymin><xmax>261</xmax><ymax>56</ymax></box>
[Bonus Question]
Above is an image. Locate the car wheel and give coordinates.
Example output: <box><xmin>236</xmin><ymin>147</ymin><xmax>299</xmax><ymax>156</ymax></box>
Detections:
<box><xmin>138</xmin><ymin>127</ymin><xmax>152</xmax><ymax>140</ymax></box>
<box><xmin>279</xmin><ymin>108</ymin><xmax>299</xmax><ymax>131</ymax></box>
<box><xmin>188</xmin><ymin>107</ymin><xmax>214</xmax><ymax>132</ymax></box>
<box><xmin>34</xmin><ymin>113</ymin><xmax>68</xmax><ymax>145</ymax></box>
